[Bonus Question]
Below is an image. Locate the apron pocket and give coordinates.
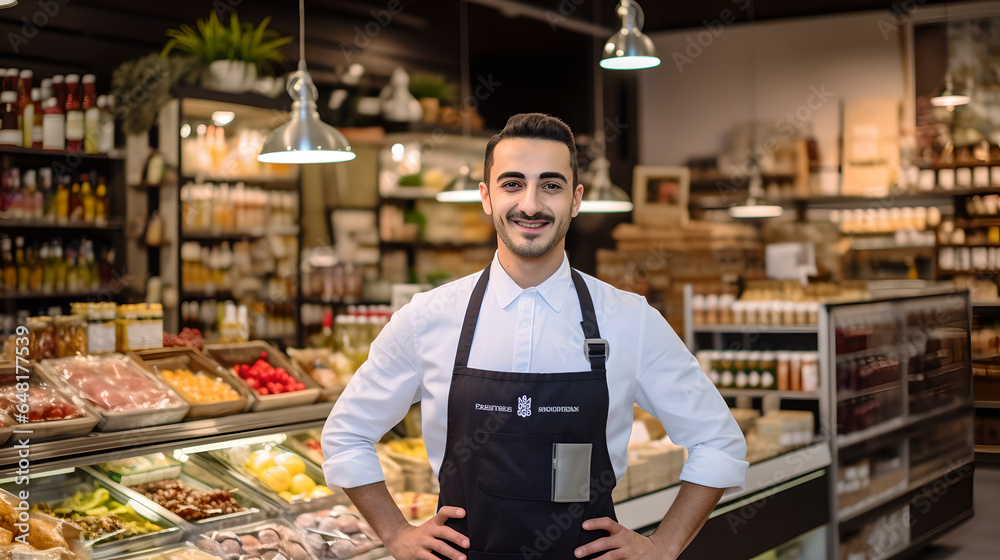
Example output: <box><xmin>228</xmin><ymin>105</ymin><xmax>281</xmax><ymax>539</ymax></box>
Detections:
<box><xmin>475</xmin><ymin>433</ymin><xmax>559</xmax><ymax>501</ymax></box>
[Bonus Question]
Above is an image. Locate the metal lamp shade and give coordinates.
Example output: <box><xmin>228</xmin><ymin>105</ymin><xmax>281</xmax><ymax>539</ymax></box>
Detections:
<box><xmin>600</xmin><ymin>29</ymin><xmax>660</xmax><ymax>70</ymax></box>
<box><xmin>258</xmin><ymin>102</ymin><xmax>356</xmax><ymax>164</ymax></box>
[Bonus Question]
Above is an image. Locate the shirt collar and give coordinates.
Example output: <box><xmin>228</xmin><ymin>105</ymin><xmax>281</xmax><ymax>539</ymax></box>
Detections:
<box><xmin>489</xmin><ymin>252</ymin><xmax>573</xmax><ymax>312</ymax></box>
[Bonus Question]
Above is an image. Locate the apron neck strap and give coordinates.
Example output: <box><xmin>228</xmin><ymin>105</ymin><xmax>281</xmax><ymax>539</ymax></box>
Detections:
<box><xmin>454</xmin><ymin>264</ymin><xmax>605</xmax><ymax>371</ymax></box>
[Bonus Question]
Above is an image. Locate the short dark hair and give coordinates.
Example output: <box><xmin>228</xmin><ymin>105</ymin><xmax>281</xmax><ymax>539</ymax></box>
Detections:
<box><xmin>484</xmin><ymin>113</ymin><xmax>578</xmax><ymax>187</ymax></box>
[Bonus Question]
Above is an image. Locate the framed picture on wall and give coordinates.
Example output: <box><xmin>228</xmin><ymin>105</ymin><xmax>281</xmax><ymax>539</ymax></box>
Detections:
<box><xmin>631</xmin><ymin>166</ymin><xmax>690</xmax><ymax>226</ymax></box>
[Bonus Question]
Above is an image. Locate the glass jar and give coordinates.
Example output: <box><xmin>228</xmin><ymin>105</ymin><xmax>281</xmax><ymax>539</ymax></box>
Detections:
<box><xmin>759</xmin><ymin>351</ymin><xmax>777</xmax><ymax>389</ymax></box>
<box><xmin>733</xmin><ymin>351</ymin><xmax>749</xmax><ymax>388</ymax></box>
<box><xmin>718</xmin><ymin>351</ymin><xmax>735</xmax><ymax>388</ymax></box>
<box><xmin>54</xmin><ymin>314</ymin><xmax>87</xmax><ymax>357</ymax></box>
<box><xmin>27</xmin><ymin>316</ymin><xmax>56</xmax><ymax>361</ymax></box>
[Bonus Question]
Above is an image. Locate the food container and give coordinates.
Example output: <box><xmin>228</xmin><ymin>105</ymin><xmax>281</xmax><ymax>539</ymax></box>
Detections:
<box><xmin>129</xmin><ymin>347</ymin><xmax>253</xmax><ymax>420</ymax></box>
<box><xmin>95</xmin><ymin>453</ymin><xmax>184</xmax><ymax>487</ymax></box>
<box><xmin>54</xmin><ymin>314</ymin><xmax>88</xmax><ymax>357</ymax></box>
<box><xmin>283</xmin><ymin>429</ymin><xmax>406</xmax><ymax>496</ymax></box>
<box><xmin>0</xmin><ymin>362</ymin><xmax>102</xmax><ymax>440</ymax></box>
<box><xmin>286</xmin><ymin>347</ymin><xmax>349</xmax><ymax>402</ymax></box>
<box><xmin>39</xmin><ymin>354</ymin><xmax>190</xmax><ymax>432</ymax></box>
<box><xmin>27</xmin><ymin>315</ymin><xmax>57</xmax><ymax>361</ymax></box>
<box><xmin>85</xmin><ymin>454</ymin><xmax>275</xmax><ymax>534</ymax></box>
<box><xmin>291</xmin><ymin>505</ymin><xmax>385</xmax><ymax>560</ymax></box>
<box><xmin>115</xmin><ymin>542</ymin><xmax>221</xmax><ymax>560</ymax></box>
<box><xmin>0</xmin><ymin>467</ymin><xmax>184</xmax><ymax>559</ymax></box>
<box><xmin>191</xmin><ymin>518</ymin><xmax>314</xmax><ymax>560</ymax></box>
<box><xmin>194</xmin><ymin>440</ymin><xmax>346</xmax><ymax>515</ymax></box>
<box><xmin>204</xmin><ymin>342</ymin><xmax>320</xmax><ymax>411</ymax></box>
<box><xmin>0</xmin><ymin>410</ymin><xmax>12</xmax><ymax>446</ymax></box>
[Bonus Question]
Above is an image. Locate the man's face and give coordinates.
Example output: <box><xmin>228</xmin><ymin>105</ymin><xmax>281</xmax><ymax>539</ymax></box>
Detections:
<box><xmin>480</xmin><ymin>138</ymin><xmax>583</xmax><ymax>259</ymax></box>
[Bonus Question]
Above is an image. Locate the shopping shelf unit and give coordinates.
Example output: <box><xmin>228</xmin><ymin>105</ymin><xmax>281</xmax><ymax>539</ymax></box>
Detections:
<box><xmin>156</xmin><ymin>91</ymin><xmax>304</xmax><ymax>344</ymax></box>
<box><xmin>682</xmin><ymin>286</ymin><xmax>975</xmax><ymax>559</ymax></box>
<box><xmin>0</xmin><ymin>145</ymin><xmax>130</xmax><ymax>316</ymax></box>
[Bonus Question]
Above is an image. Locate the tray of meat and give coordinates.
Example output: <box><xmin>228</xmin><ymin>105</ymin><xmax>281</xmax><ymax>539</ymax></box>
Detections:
<box><xmin>85</xmin><ymin>454</ymin><xmax>274</xmax><ymax>534</ymax></box>
<box><xmin>0</xmin><ymin>363</ymin><xmax>102</xmax><ymax>440</ymax></box>
<box><xmin>115</xmin><ymin>542</ymin><xmax>220</xmax><ymax>560</ymax></box>
<box><xmin>129</xmin><ymin>347</ymin><xmax>253</xmax><ymax>420</ymax></box>
<box><xmin>39</xmin><ymin>354</ymin><xmax>190</xmax><ymax>432</ymax></box>
<box><xmin>203</xmin><ymin>342</ymin><xmax>320</xmax><ymax>412</ymax></box>
<box><xmin>292</xmin><ymin>505</ymin><xmax>387</xmax><ymax>560</ymax></box>
<box><xmin>162</xmin><ymin>328</ymin><xmax>205</xmax><ymax>351</ymax></box>
<box><xmin>191</xmin><ymin>518</ymin><xmax>314</xmax><ymax>560</ymax></box>
<box><xmin>0</xmin><ymin>468</ymin><xmax>184</xmax><ymax>559</ymax></box>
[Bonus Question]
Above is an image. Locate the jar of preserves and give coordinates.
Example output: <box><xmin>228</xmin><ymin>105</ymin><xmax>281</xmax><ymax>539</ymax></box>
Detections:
<box><xmin>27</xmin><ymin>316</ymin><xmax>56</xmax><ymax>361</ymax></box>
<box><xmin>54</xmin><ymin>314</ymin><xmax>87</xmax><ymax>357</ymax></box>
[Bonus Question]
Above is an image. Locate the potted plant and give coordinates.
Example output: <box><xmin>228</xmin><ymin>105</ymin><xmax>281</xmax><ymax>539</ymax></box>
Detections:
<box><xmin>408</xmin><ymin>73</ymin><xmax>457</xmax><ymax>124</ymax></box>
<box><xmin>162</xmin><ymin>11</ymin><xmax>292</xmax><ymax>93</ymax></box>
<box><xmin>111</xmin><ymin>53</ymin><xmax>201</xmax><ymax>135</ymax></box>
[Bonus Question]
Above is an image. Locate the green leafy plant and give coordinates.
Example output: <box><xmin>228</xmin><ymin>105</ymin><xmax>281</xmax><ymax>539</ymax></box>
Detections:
<box><xmin>408</xmin><ymin>73</ymin><xmax>457</xmax><ymax>104</ymax></box>
<box><xmin>111</xmin><ymin>53</ymin><xmax>201</xmax><ymax>135</ymax></box>
<box><xmin>161</xmin><ymin>11</ymin><xmax>292</xmax><ymax>76</ymax></box>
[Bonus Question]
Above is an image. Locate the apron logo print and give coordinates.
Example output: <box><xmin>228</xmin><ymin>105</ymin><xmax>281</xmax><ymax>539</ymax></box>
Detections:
<box><xmin>517</xmin><ymin>395</ymin><xmax>532</xmax><ymax>418</ymax></box>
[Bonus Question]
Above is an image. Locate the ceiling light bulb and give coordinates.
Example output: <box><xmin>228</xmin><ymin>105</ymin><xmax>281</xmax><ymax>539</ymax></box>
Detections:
<box><xmin>600</xmin><ymin>1</ymin><xmax>661</xmax><ymax>71</ymax></box>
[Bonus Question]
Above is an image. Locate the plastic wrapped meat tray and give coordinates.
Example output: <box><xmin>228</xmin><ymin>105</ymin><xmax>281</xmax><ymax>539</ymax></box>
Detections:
<box><xmin>84</xmin><ymin>455</ymin><xmax>275</xmax><ymax>534</ymax></box>
<box><xmin>203</xmin><ymin>342</ymin><xmax>320</xmax><ymax>411</ymax></box>
<box><xmin>129</xmin><ymin>347</ymin><xmax>253</xmax><ymax>420</ymax></box>
<box><xmin>39</xmin><ymin>355</ymin><xmax>190</xmax><ymax>432</ymax></box>
<box><xmin>191</xmin><ymin>518</ymin><xmax>314</xmax><ymax>560</ymax></box>
<box><xmin>0</xmin><ymin>468</ymin><xmax>183</xmax><ymax>559</ymax></box>
<box><xmin>0</xmin><ymin>362</ymin><xmax>102</xmax><ymax>440</ymax></box>
<box><xmin>291</xmin><ymin>505</ymin><xmax>386</xmax><ymax>560</ymax></box>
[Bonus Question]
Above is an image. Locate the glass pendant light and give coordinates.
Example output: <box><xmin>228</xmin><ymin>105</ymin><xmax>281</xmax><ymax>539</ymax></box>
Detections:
<box><xmin>729</xmin><ymin>166</ymin><xmax>783</xmax><ymax>219</ymax></box>
<box><xmin>579</xmin><ymin>157</ymin><xmax>633</xmax><ymax>213</ymax></box>
<box><xmin>258</xmin><ymin>0</ymin><xmax>355</xmax><ymax>164</ymax></box>
<box><xmin>0</xmin><ymin>1</ymin><xmax>17</xmax><ymax>8</ymax></box>
<box><xmin>930</xmin><ymin>7</ymin><xmax>970</xmax><ymax>111</ymax></box>
<box><xmin>600</xmin><ymin>1</ymin><xmax>660</xmax><ymax>70</ymax></box>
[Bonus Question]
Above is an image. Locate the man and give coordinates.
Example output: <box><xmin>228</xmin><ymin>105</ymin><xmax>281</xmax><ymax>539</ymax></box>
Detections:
<box><xmin>323</xmin><ymin>113</ymin><xmax>747</xmax><ymax>560</ymax></box>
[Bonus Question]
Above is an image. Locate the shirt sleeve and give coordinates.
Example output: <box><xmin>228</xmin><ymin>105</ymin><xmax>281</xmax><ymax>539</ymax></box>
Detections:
<box><xmin>321</xmin><ymin>306</ymin><xmax>422</xmax><ymax>489</ymax></box>
<box><xmin>633</xmin><ymin>304</ymin><xmax>749</xmax><ymax>490</ymax></box>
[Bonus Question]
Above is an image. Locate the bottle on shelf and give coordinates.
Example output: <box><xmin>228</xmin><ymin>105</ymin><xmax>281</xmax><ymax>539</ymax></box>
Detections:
<box><xmin>54</xmin><ymin>175</ymin><xmax>69</xmax><ymax>223</ymax></box>
<box><xmin>309</xmin><ymin>309</ymin><xmax>335</xmax><ymax>349</ymax></box>
<box><xmin>64</xmin><ymin>74</ymin><xmax>83</xmax><ymax>152</ymax></box>
<box><xmin>68</xmin><ymin>176</ymin><xmax>83</xmax><ymax>222</ymax></box>
<box><xmin>29</xmin><ymin>88</ymin><xmax>42</xmax><ymax>149</ymax></box>
<box><xmin>39</xmin><ymin>242</ymin><xmax>52</xmax><ymax>293</ymax></box>
<box><xmin>39</xmin><ymin>78</ymin><xmax>52</xmax><ymax>102</ymax></box>
<box><xmin>97</xmin><ymin>95</ymin><xmax>114</xmax><ymax>153</ymax></box>
<box><xmin>0</xmin><ymin>84</ymin><xmax>20</xmax><ymax>146</ymax></box>
<box><xmin>1</xmin><ymin>237</ymin><xmax>15</xmax><ymax>292</ymax></box>
<box><xmin>23</xmin><ymin>169</ymin><xmax>41</xmax><ymax>220</ymax></box>
<box><xmin>81</xmin><ymin>173</ymin><xmax>95</xmax><ymax>223</ymax></box>
<box><xmin>52</xmin><ymin>240</ymin><xmax>66</xmax><ymax>292</ymax></box>
<box><xmin>27</xmin><ymin>242</ymin><xmax>41</xmax><ymax>293</ymax></box>
<box><xmin>42</xmin><ymin>97</ymin><xmax>65</xmax><ymax>151</ymax></box>
<box><xmin>82</xmin><ymin>74</ymin><xmax>98</xmax><ymax>154</ymax></box>
<box><xmin>14</xmin><ymin>236</ymin><xmax>26</xmax><ymax>293</ymax></box>
<box><xmin>17</xmin><ymin>69</ymin><xmax>32</xmax><ymax>148</ymax></box>
<box><xmin>51</xmin><ymin>74</ymin><xmax>65</xmax><ymax>109</ymax></box>
<box><xmin>95</xmin><ymin>176</ymin><xmax>108</xmax><ymax>225</ymax></box>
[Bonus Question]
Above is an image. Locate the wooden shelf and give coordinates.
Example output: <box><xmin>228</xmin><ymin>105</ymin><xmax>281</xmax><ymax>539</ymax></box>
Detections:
<box><xmin>0</xmin><ymin>290</ymin><xmax>110</xmax><ymax>301</ymax></box>
<box><xmin>692</xmin><ymin>324</ymin><xmax>818</xmax><ymax>334</ymax></box>
<box><xmin>975</xmin><ymin>400</ymin><xmax>1000</xmax><ymax>409</ymax></box>
<box><xmin>837</xmin><ymin>380</ymin><xmax>903</xmax><ymax>402</ymax></box>
<box><xmin>179</xmin><ymin>175</ymin><xmax>298</xmax><ymax>189</ymax></box>
<box><xmin>718</xmin><ymin>388</ymin><xmax>820</xmax><ymax>399</ymax></box>
<box><xmin>0</xmin><ymin>145</ymin><xmax>124</xmax><ymax>160</ymax></box>
<box><xmin>181</xmin><ymin>226</ymin><xmax>300</xmax><ymax>241</ymax></box>
<box><xmin>0</xmin><ymin>219</ymin><xmax>124</xmax><ymax>231</ymax></box>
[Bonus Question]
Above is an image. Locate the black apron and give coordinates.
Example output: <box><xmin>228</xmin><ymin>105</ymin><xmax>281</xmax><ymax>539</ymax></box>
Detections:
<box><xmin>437</xmin><ymin>265</ymin><xmax>618</xmax><ymax>560</ymax></box>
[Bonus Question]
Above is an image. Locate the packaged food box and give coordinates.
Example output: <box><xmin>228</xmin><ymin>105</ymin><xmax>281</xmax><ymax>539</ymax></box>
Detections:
<box><xmin>384</xmin><ymin>438</ymin><xmax>438</xmax><ymax>494</ymax></box>
<box><xmin>292</xmin><ymin>505</ymin><xmax>385</xmax><ymax>560</ymax></box>
<box><xmin>191</xmin><ymin>518</ymin><xmax>313</xmax><ymax>560</ymax></box>
<box><xmin>130</xmin><ymin>347</ymin><xmax>253</xmax><ymax>420</ymax></box>
<box><xmin>195</xmin><ymin>440</ymin><xmax>345</xmax><ymax>515</ymax></box>
<box><xmin>39</xmin><ymin>355</ymin><xmax>190</xmax><ymax>432</ymax></box>
<box><xmin>0</xmin><ymin>362</ymin><xmax>102</xmax><ymax>440</ymax></box>
<box><xmin>0</xmin><ymin>468</ymin><xmax>183</xmax><ymax>559</ymax></box>
<box><xmin>0</xmin><ymin>488</ymin><xmax>89</xmax><ymax>559</ymax></box>
<box><xmin>203</xmin><ymin>342</ymin><xmax>320</xmax><ymax>411</ymax></box>
<box><xmin>84</xmin><ymin>454</ymin><xmax>274</xmax><ymax>533</ymax></box>
<box><xmin>115</xmin><ymin>542</ymin><xmax>220</xmax><ymax>560</ymax></box>
<box><xmin>95</xmin><ymin>453</ymin><xmax>183</xmax><ymax>487</ymax></box>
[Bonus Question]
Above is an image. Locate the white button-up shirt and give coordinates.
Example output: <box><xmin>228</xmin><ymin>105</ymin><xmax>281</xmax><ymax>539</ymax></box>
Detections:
<box><xmin>322</xmin><ymin>253</ymin><xmax>748</xmax><ymax>492</ymax></box>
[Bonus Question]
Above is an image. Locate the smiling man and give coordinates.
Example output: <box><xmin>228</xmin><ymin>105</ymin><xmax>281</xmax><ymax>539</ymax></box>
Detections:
<box><xmin>322</xmin><ymin>113</ymin><xmax>748</xmax><ymax>560</ymax></box>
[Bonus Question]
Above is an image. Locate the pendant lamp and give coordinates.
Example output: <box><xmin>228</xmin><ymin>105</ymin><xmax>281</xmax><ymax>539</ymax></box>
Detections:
<box><xmin>0</xmin><ymin>1</ymin><xmax>17</xmax><ymax>8</ymax></box>
<box><xmin>258</xmin><ymin>0</ymin><xmax>355</xmax><ymax>164</ymax></box>
<box><xmin>600</xmin><ymin>1</ymin><xmax>660</xmax><ymax>70</ymax></box>
<box><xmin>436</xmin><ymin>165</ymin><xmax>482</xmax><ymax>202</ymax></box>
<box><xmin>579</xmin><ymin>157</ymin><xmax>633</xmax><ymax>213</ymax></box>
<box><xmin>930</xmin><ymin>8</ymin><xmax>970</xmax><ymax>111</ymax></box>
<box><xmin>729</xmin><ymin>166</ymin><xmax>783</xmax><ymax>219</ymax></box>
